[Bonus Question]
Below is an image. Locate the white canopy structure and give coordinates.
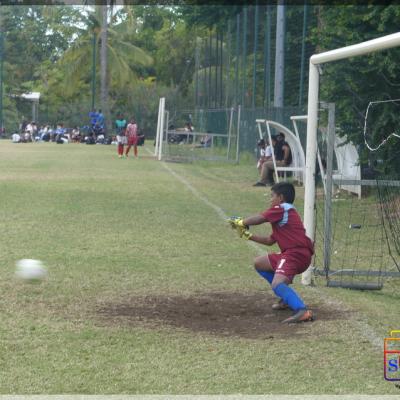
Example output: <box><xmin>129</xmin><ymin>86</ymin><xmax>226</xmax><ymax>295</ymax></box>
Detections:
<box><xmin>291</xmin><ymin>114</ymin><xmax>361</xmax><ymax>198</ymax></box>
<box><xmin>20</xmin><ymin>92</ymin><xmax>40</xmax><ymax>122</ymax></box>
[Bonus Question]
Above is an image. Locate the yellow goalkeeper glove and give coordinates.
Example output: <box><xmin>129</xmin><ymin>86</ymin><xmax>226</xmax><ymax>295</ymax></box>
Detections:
<box><xmin>227</xmin><ymin>216</ymin><xmax>251</xmax><ymax>239</ymax></box>
<box><xmin>227</xmin><ymin>216</ymin><xmax>249</xmax><ymax>230</ymax></box>
<box><xmin>242</xmin><ymin>230</ymin><xmax>253</xmax><ymax>240</ymax></box>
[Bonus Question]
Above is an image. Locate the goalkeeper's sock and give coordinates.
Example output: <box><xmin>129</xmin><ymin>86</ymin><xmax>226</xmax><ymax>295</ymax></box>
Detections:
<box><xmin>273</xmin><ymin>283</ymin><xmax>306</xmax><ymax>311</ymax></box>
<box><xmin>256</xmin><ymin>269</ymin><xmax>274</xmax><ymax>285</ymax></box>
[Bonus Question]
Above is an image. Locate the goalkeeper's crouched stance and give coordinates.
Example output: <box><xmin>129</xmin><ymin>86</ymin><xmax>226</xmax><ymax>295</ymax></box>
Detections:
<box><xmin>227</xmin><ymin>182</ymin><xmax>314</xmax><ymax>324</ymax></box>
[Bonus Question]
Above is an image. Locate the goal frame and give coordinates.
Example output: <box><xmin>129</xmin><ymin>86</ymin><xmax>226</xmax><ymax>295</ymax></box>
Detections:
<box><xmin>302</xmin><ymin>32</ymin><xmax>400</xmax><ymax>285</ymax></box>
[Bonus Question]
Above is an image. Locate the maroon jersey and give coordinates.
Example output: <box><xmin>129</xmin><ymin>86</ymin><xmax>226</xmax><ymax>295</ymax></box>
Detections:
<box><xmin>261</xmin><ymin>203</ymin><xmax>314</xmax><ymax>254</ymax></box>
<box><xmin>126</xmin><ymin>123</ymin><xmax>138</xmax><ymax>145</ymax></box>
<box><xmin>126</xmin><ymin>123</ymin><xmax>138</xmax><ymax>137</ymax></box>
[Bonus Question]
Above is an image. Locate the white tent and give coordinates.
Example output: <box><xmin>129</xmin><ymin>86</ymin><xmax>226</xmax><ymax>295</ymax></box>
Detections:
<box><xmin>20</xmin><ymin>92</ymin><xmax>40</xmax><ymax>122</ymax></box>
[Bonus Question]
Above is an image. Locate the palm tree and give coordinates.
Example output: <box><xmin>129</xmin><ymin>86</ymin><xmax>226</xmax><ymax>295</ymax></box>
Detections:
<box><xmin>58</xmin><ymin>5</ymin><xmax>153</xmax><ymax>132</ymax></box>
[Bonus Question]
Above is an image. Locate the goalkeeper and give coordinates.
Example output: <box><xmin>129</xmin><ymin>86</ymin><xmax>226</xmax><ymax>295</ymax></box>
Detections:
<box><xmin>228</xmin><ymin>182</ymin><xmax>314</xmax><ymax>324</ymax></box>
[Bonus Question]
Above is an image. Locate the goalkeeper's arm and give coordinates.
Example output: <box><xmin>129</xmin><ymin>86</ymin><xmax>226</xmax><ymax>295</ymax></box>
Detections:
<box><xmin>248</xmin><ymin>234</ymin><xmax>276</xmax><ymax>246</ymax></box>
<box><xmin>243</xmin><ymin>214</ymin><xmax>267</xmax><ymax>227</ymax></box>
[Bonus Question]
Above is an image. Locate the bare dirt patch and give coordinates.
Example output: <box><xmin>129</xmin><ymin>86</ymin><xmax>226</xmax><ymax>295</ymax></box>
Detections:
<box><xmin>96</xmin><ymin>291</ymin><xmax>342</xmax><ymax>339</ymax></box>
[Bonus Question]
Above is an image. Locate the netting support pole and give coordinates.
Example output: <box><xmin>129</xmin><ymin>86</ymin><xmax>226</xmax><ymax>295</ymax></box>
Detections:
<box><xmin>225</xmin><ymin>20</ymin><xmax>231</xmax><ymax>108</ymax></box>
<box><xmin>252</xmin><ymin>3</ymin><xmax>259</xmax><ymax>109</ymax></box>
<box><xmin>164</xmin><ymin>110</ymin><xmax>169</xmax><ymax>156</ymax></box>
<box><xmin>208</xmin><ymin>33</ymin><xmax>212</xmax><ymax>109</ymax></box>
<box><xmin>263</xmin><ymin>5</ymin><xmax>272</xmax><ymax>108</ymax></box>
<box><xmin>235</xmin><ymin>105</ymin><xmax>241</xmax><ymax>164</ymax></box>
<box><xmin>301</xmin><ymin>62</ymin><xmax>319</xmax><ymax>286</ymax></box>
<box><xmin>194</xmin><ymin>37</ymin><xmax>200</xmax><ymax>109</ymax></box>
<box><xmin>235</xmin><ymin>14</ymin><xmax>240</xmax><ymax>107</ymax></box>
<box><xmin>323</xmin><ymin>102</ymin><xmax>335</xmax><ymax>278</ymax></box>
<box><xmin>298</xmin><ymin>4</ymin><xmax>307</xmax><ymax>108</ymax></box>
<box><xmin>157</xmin><ymin>97</ymin><xmax>165</xmax><ymax>161</ymax></box>
<box><xmin>202</xmin><ymin>38</ymin><xmax>207</xmax><ymax>109</ymax></box>
<box><xmin>241</xmin><ymin>7</ymin><xmax>248</xmax><ymax>107</ymax></box>
<box><xmin>91</xmin><ymin>31</ymin><xmax>96</xmax><ymax>110</ymax></box>
<box><xmin>274</xmin><ymin>2</ymin><xmax>285</xmax><ymax>108</ymax></box>
<box><xmin>227</xmin><ymin>107</ymin><xmax>234</xmax><ymax>160</ymax></box>
<box><xmin>215</xmin><ymin>31</ymin><xmax>218</xmax><ymax>109</ymax></box>
<box><xmin>154</xmin><ymin>98</ymin><xmax>162</xmax><ymax>156</ymax></box>
<box><xmin>219</xmin><ymin>31</ymin><xmax>223</xmax><ymax>108</ymax></box>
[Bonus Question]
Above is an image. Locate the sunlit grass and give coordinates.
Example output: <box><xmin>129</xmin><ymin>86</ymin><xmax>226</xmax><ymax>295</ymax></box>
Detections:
<box><xmin>0</xmin><ymin>141</ymin><xmax>397</xmax><ymax>394</ymax></box>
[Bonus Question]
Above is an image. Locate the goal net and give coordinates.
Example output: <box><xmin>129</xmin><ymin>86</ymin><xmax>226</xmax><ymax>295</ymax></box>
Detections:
<box><xmin>303</xmin><ymin>34</ymin><xmax>400</xmax><ymax>290</ymax></box>
<box><xmin>156</xmin><ymin>103</ymin><xmax>239</xmax><ymax>163</ymax></box>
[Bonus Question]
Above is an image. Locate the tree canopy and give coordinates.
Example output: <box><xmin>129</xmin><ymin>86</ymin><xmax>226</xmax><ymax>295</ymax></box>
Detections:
<box><xmin>1</xmin><ymin>4</ymin><xmax>400</xmax><ymax>173</ymax></box>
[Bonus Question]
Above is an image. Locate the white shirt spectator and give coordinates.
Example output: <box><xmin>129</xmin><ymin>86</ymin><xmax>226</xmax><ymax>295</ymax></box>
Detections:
<box><xmin>26</xmin><ymin>123</ymin><xmax>33</xmax><ymax>134</ymax></box>
<box><xmin>261</xmin><ymin>146</ymin><xmax>272</xmax><ymax>158</ymax></box>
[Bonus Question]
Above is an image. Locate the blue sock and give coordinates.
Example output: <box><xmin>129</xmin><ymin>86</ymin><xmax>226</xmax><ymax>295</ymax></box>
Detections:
<box><xmin>256</xmin><ymin>269</ymin><xmax>274</xmax><ymax>284</ymax></box>
<box><xmin>273</xmin><ymin>282</ymin><xmax>306</xmax><ymax>311</ymax></box>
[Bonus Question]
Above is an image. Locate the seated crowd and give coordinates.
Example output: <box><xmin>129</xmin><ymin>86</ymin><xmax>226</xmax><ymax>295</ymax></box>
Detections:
<box><xmin>10</xmin><ymin>110</ymin><xmax>145</xmax><ymax>147</ymax></box>
<box><xmin>11</xmin><ymin>122</ymin><xmax>111</xmax><ymax>145</ymax></box>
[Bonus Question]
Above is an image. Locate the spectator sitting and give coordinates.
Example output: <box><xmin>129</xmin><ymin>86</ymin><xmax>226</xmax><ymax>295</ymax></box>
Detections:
<box><xmin>55</xmin><ymin>124</ymin><xmax>67</xmax><ymax>143</ymax></box>
<box><xmin>23</xmin><ymin>131</ymin><xmax>32</xmax><ymax>142</ymax></box>
<box><xmin>64</xmin><ymin>128</ymin><xmax>72</xmax><ymax>142</ymax></box>
<box><xmin>174</xmin><ymin>122</ymin><xmax>193</xmax><ymax>144</ymax></box>
<box><xmin>12</xmin><ymin>133</ymin><xmax>21</xmax><ymax>143</ymax></box>
<box><xmin>253</xmin><ymin>132</ymin><xmax>292</xmax><ymax>187</ymax></box>
<box><xmin>200</xmin><ymin>134</ymin><xmax>211</xmax><ymax>147</ymax></box>
<box><xmin>56</xmin><ymin>133</ymin><xmax>68</xmax><ymax>144</ymax></box>
<box><xmin>71</xmin><ymin>127</ymin><xmax>81</xmax><ymax>143</ymax></box>
<box><xmin>92</xmin><ymin>123</ymin><xmax>103</xmax><ymax>138</ymax></box>
<box><xmin>185</xmin><ymin>122</ymin><xmax>193</xmax><ymax>132</ymax></box>
<box><xmin>256</xmin><ymin>137</ymin><xmax>274</xmax><ymax>174</ymax></box>
<box><xmin>38</xmin><ymin>125</ymin><xmax>45</xmax><ymax>141</ymax></box>
<box><xmin>24</xmin><ymin>122</ymin><xmax>34</xmax><ymax>142</ymax></box>
<box><xmin>96</xmin><ymin>134</ymin><xmax>105</xmax><ymax>144</ymax></box>
<box><xmin>41</xmin><ymin>126</ymin><xmax>51</xmax><ymax>142</ymax></box>
<box><xmin>183</xmin><ymin>122</ymin><xmax>194</xmax><ymax>143</ymax></box>
<box><xmin>194</xmin><ymin>133</ymin><xmax>212</xmax><ymax>148</ymax></box>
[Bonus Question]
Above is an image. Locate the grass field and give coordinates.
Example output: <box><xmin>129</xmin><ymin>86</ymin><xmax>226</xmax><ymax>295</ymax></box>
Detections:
<box><xmin>0</xmin><ymin>140</ymin><xmax>399</xmax><ymax>394</ymax></box>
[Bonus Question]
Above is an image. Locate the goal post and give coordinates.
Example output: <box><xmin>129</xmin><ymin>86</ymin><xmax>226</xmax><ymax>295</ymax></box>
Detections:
<box><xmin>302</xmin><ymin>32</ymin><xmax>400</xmax><ymax>285</ymax></box>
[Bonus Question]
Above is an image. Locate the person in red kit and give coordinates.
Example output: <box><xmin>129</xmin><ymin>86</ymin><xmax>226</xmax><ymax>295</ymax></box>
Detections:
<box><xmin>125</xmin><ymin>118</ymin><xmax>139</xmax><ymax>158</ymax></box>
<box><xmin>228</xmin><ymin>182</ymin><xmax>314</xmax><ymax>323</ymax></box>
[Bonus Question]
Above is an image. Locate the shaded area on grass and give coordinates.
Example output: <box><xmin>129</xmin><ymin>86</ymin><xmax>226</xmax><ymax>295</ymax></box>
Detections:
<box><xmin>96</xmin><ymin>291</ymin><xmax>342</xmax><ymax>339</ymax></box>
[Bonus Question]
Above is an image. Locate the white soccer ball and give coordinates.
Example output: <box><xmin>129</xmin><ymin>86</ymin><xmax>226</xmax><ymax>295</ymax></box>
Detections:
<box><xmin>15</xmin><ymin>259</ymin><xmax>47</xmax><ymax>281</ymax></box>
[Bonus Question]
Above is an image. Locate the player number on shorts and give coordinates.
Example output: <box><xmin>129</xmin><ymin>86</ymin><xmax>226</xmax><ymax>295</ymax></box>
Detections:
<box><xmin>277</xmin><ymin>259</ymin><xmax>286</xmax><ymax>271</ymax></box>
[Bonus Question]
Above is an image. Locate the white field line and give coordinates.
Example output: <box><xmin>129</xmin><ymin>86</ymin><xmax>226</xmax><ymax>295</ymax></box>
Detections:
<box><xmin>147</xmin><ymin>148</ymin><xmax>383</xmax><ymax>349</ymax></box>
<box><xmin>308</xmin><ymin>286</ymin><xmax>383</xmax><ymax>349</ymax></box>
<box><xmin>160</xmin><ymin>160</ymin><xmax>264</xmax><ymax>256</ymax></box>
